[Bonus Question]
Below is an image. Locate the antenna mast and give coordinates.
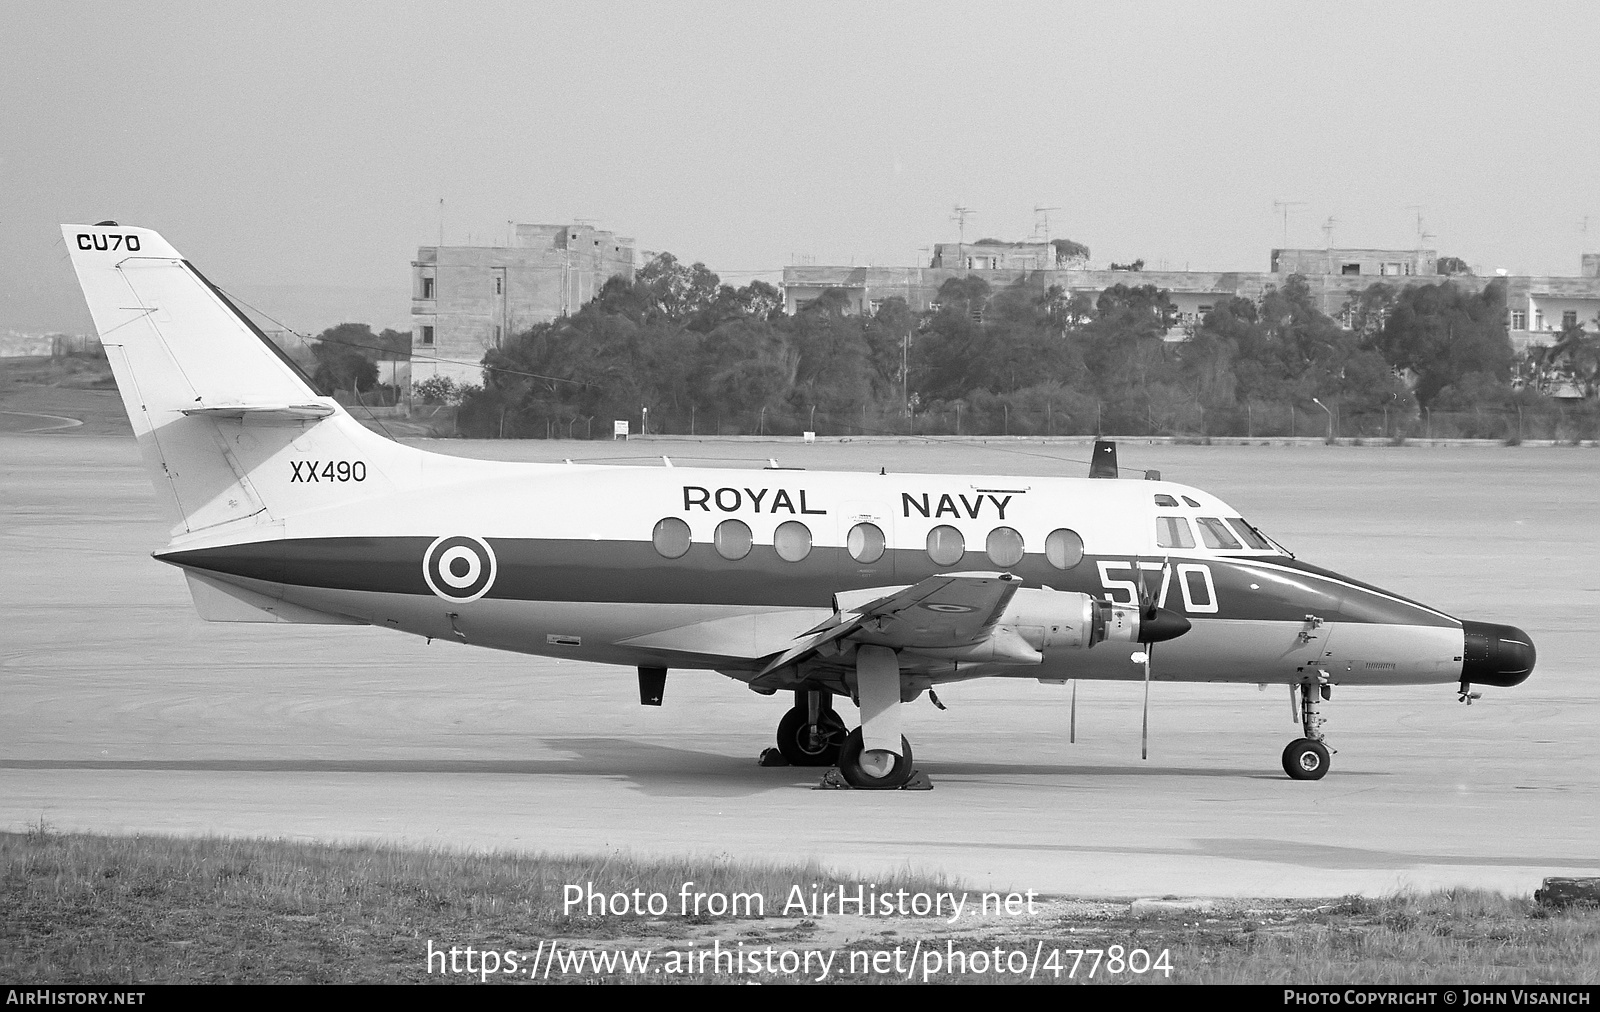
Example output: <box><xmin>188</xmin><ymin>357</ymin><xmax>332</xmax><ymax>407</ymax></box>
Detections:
<box><xmin>1272</xmin><ymin>199</ymin><xmax>1308</xmax><ymax>246</ymax></box>
<box><xmin>1405</xmin><ymin>205</ymin><xmax>1426</xmax><ymax>248</ymax></box>
<box><xmin>1033</xmin><ymin>205</ymin><xmax>1062</xmax><ymax>244</ymax></box>
<box><xmin>951</xmin><ymin>205</ymin><xmax>974</xmax><ymax>270</ymax></box>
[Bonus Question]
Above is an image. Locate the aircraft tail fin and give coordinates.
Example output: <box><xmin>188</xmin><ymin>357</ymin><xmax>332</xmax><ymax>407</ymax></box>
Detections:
<box><xmin>62</xmin><ymin>223</ymin><xmax>417</xmax><ymax>538</ymax></box>
<box><xmin>1089</xmin><ymin>439</ymin><xmax>1119</xmax><ymax>479</ymax></box>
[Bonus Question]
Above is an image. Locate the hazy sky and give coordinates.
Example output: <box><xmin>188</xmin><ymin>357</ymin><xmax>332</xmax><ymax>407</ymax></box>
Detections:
<box><xmin>5</xmin><ymin>1</ymin><xmax>1598</xmax><ymax>334</ymax></box>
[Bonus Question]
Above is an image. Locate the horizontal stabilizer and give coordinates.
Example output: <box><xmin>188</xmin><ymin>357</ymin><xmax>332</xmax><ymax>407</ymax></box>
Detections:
<box><xmin>181</xmin><ymin>402</ymin><xmax>337</xmax><ymax>421</ymax></box>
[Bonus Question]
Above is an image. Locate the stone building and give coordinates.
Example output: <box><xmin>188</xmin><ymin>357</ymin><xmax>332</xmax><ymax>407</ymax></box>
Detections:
<box><xmin>783</xmin><ymin>264</ymin><xmax>1259</xmax><ymax>339</ymax></box>
<box><xmin>1509</xmin><ymin>253</ymin><xmax>1600</xmax><ymax>346</ymax></box>
<box><xmin>412</xmin><ymin>223</ymin><xmax>635</xmax><ymax>385</ymax></box>
<box><xmin>929</xmin><ymin>239</ymin><xmax>1089</xmax><ymax>271</ymax></box>
<box><xmin>1271</xmin><ymin>247</ymin><xmax>1437</xmax><ymax>278</ymax></box>
<box><xmin>782</xmin><ymin>245</ymin><xmax>1600</xmax><ymax>351</ymax></box>
<box><xmin>932</xmin><ymin>240</ymin><xmax>1050</xmax><ymax>271</ymax></box>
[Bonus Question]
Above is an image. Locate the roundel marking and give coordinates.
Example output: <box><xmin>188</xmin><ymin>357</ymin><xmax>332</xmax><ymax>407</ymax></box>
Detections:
<box><xmin>423</xmin><ymin>535</ymin><xmax>498</xmax><ymax>602</ymax></box>
<box><xmin>922</xmin><ymin>603</ymin><xmax>976</xmax><ymax>614</ymax></box>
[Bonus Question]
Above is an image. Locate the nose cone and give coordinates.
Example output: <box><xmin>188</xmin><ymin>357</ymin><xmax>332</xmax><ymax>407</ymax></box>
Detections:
<box><xmin>1461</xmin><ymin>622</ymin><xmax>1536</xmax><ymax>687</ymax></box>
<box><xmin>1139</xmin><ymin>606</ymin><xmax>1192</xmax><ymax>644</ymax></box>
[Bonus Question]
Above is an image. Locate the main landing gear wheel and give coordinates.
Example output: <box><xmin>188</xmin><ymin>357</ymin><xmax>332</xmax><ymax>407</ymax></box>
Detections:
<box><xmin>776</xmin><ymin>705</ymin><xmax>846</xmax><ymax>766</ymax></box>
<box><xmin>1282</xmin><ymin>737</ymin><xmax>1330</xmax><ymax>780</ymax></box>
<box><xmin>837</xmin><ymin>727</ymin><xmax>914</xmax><ymax>789</ymax></box>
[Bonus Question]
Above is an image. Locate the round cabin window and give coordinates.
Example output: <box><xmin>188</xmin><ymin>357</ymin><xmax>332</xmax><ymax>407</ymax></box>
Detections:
<box><xmin>847</xmin><ymin>522</ymin><xmax>885</xmax><ymax>564</ymax></box>
<box><xmin>1044</xmin><ymin>528</ymin><xmax>1084</xmax><ymax>570</ymax></box>
<box><xmin>714</xmin><ymin>519</ymin><xmax>752</xmax><ymax>561</ymax></box>
<box><xmin>652</xmin><ymin>517</ymin><xmax>692</xmax><ymax>559</ymax></box>
<box><xmin>926</xmin><ymin>525</ymin><xmax>965</xmax><ymax>566</ymax></box>
<box><xmin>773</xmin><ymin>520</ymin><xmax>812</xmax><ymax>562</ymax></box>
<box><xmin>986</xmin><ymin>526</ymin><xmax>1024</xmax><ymax>568</ymax></box>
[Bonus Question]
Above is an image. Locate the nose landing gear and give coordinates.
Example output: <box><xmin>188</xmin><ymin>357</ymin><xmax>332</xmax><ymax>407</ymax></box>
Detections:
<box><xmin>1282</xmin><ymin>677</ymin><xmax>1334</xmax><ymax>781</ymax></box>
<box><xmin>1282</xmin><ymin>737</ymin><xmax>1330</xmax><ymax>779</ymax></box>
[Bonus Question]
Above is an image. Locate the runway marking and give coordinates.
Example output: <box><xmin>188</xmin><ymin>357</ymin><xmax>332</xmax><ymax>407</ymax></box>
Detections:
<box><xmin>0</xmin><ymin>410</ymin><xmax>84</xmax><ymax>433</ymax></box>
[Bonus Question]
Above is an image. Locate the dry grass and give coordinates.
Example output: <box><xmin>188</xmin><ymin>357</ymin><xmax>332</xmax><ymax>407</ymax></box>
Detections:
<box><xmin>1113</xmin><ymin>892</ymin><xmax>1600</xmax><ymax>985</ymax></box>
<box><xmin>4</xmin><ymin>826</ymin><xmax>1596</xmax><ymax>984</ymax></box>
<box><xmin>1</xmin><ymin>825</ymin><xmax>954</xmax><ymax>983</ymax></box>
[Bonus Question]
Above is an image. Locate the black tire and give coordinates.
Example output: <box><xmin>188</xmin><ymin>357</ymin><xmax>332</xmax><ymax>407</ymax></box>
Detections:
<box><xmin>776</xmin><ymin>706</ymin><xmax>845</xmax><ymax>767</ymax></box>
<box><xmin>1282</xmin><ymin>737</ymin><xmax>1330</xmax><ymax>780</ymax></box>
<box><xmin>837</xmin><ymin>727</ymin><xmax>914</xmax><ymax>789</ymax></box>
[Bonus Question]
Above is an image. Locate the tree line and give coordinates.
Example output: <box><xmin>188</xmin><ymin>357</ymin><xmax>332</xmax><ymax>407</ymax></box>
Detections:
<box><xmin>312</xmin><ymin>253</ymin><xmax>1600</xmax><ymax>440</ymax></box>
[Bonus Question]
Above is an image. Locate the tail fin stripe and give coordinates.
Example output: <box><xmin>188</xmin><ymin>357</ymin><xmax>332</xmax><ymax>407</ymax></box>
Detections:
<box><xmin>184</xmin><ymin>261</ymin><xmax>322</xmax><ymax>393</ymax></box>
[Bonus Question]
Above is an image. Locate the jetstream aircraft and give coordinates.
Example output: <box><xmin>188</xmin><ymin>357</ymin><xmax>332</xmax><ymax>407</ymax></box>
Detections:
<box><xmin>64</xmin><ymin>223</ymin><xmax>1536</xmax><ymax>789</ymax></box>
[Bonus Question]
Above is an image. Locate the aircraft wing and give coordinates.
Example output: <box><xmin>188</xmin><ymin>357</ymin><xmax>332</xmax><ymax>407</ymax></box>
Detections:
<box><xmin>845</xmin><ymin>571</ymin><xmax>1022</xmax><ymax>648</ymax></box>
<box><xmin>751</xmin><ymin>572</ymin><xmax>1022</xmax><ymax>686</ymax></box>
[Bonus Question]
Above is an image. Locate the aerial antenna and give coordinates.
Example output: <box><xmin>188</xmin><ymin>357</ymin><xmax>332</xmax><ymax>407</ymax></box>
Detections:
<box><xmin>1272</xmin><ymin>199</ymin><xmax>1308</xmax><ymax>246</ymax></box>
<box><xmin>1405</xmin><ymin>205</ymin><xmax>1426</xmax><ymax>248</ymax></box>
<box><xmin>951</xmin><ymin>205</ymin><xmax>974</xmax><ymax>269</ymax></box>
<box><xmin>1033</xmin><ymin>205</ymin><xmax>1062</xmax><ymax>244</ymax></box>
<box><xmin>951</xmin><ymin>205</ymin><xmax>974</xmax><ymax>244</ymax></box>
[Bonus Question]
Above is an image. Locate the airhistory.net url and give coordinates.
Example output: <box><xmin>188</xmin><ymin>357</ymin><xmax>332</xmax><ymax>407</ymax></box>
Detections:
<box><xmin>424</xmin><ymin>938</ymin><xmax>1174</xmax><ymax>982</ymax></box>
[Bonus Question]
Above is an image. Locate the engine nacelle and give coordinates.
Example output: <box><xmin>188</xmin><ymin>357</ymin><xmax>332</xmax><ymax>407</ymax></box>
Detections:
<box><xmin>838</xmin><ymin>583</ymin><xmax>1188</xmax><ymax>667</ymax></box>
<box><xmin>998</xmin><ymin>587</ymin><xmax>1142</xmax><ymax>652</ymax></box>
<box><xmin>903</xmin><ymin>591</ymin><xmax>1146</xmax><ymax>665</ymax></box>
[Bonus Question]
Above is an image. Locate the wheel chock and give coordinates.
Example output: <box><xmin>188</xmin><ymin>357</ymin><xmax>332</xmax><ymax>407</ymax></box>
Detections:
<box><xmin>813</xmin><ymin>769</ymin><xmax>934</xmax><ymax>790</ymax></box>
<box><xmin>758</xmin><ymin>747</ymin><xmax>790</xmax><ymax>767</ymax></box>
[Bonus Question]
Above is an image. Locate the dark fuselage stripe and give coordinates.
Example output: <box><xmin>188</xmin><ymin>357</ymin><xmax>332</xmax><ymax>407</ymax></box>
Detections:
<box><xmin>159</xmin><ymin>537</ymin><xmax>1459</xmax><ymax>628</ymax></box>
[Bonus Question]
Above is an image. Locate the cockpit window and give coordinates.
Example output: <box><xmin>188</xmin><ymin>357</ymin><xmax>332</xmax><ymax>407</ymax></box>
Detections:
<box><xmin>1225</xmin><ymin>517</ymin><xmax>1274</xmax><ymax>551</ymax></box>
<box><xmin>1153</xmin><ymin>494</ymin><xmax>1179</xmax><ymax>507</ymax></box>
<box><xmin>1155</xmin><ymin>516</ymin><xmax>1195</xmax><ymax>549</ymax></box>
<box><xmin>1182</xmin><ymin>496</ymin><xmax>1201</xmax><ymax>507</ymax></box>
<box><xmin>1196</xmin><ymin>517</ymin><xmax>1243</xmax><ymax>550</ymax></box>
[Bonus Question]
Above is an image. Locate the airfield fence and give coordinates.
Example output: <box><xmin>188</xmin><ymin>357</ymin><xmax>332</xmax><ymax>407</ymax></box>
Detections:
<box><xmin>466</xmin><ymin>398</ymin><xmax>1600</xmax><ymax>443</ymax></box>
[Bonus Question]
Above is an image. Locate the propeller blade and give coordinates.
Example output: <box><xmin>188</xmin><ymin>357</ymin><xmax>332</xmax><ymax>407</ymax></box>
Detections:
<box><xmin>1140</xmin><ymin>648</ymin><xmax>1152</xmax><ymax>760</ymax></box>
<box><xmin>1136</xmin><ymin>557</ymin><xmax>1190</xmax><ymax>644</ymax></box>
<box><xmin>1069</xmin><ymin>680</ymin><xmax>1077</xmax><ymax>743</ymax></box>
